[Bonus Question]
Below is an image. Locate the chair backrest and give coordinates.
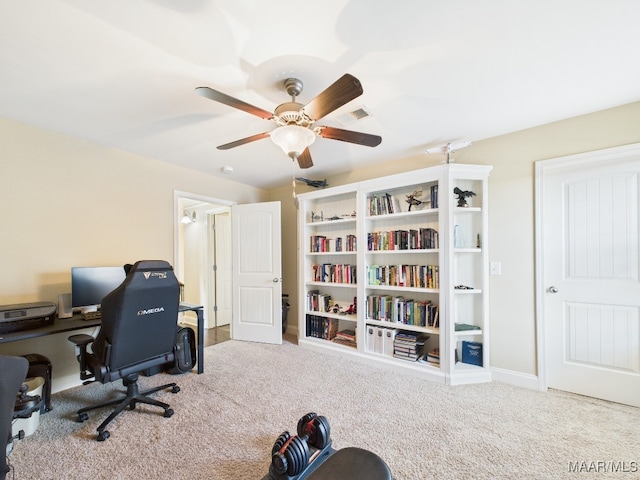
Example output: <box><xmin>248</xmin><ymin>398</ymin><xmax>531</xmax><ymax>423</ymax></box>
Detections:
<box><xmin>92</xmin><ymin>260</ymin><xmax>180</xmax><ymax>374</ymax></box>
<box><xmin>0</xmin><ymin>355</ymin><xmax>28</xmax><ymax>480</ymax></box>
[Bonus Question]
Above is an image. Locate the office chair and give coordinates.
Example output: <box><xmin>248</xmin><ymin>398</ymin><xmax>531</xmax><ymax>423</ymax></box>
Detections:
<box><xmin>1</xmin><ymin>355</ymin><xmax>29</xmax><ymax>480</ymax></box>
<box><xmin>68</xmin><ymin>260</ymin><xmax>181</xmax><ymax>441</ymax></box>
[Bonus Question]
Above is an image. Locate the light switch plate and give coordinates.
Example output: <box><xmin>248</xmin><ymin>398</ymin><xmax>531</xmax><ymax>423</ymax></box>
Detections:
<box><xmin>490</xmin><ymin>261</ymin><xmax>502</xmax><ymax>275</ymax></box>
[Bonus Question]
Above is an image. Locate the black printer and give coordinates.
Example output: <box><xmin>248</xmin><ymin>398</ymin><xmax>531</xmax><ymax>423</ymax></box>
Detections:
<box><xmin>0</xmin><ymin>302</ymin><xmax>56</xmax><ymax>334</ymax></box>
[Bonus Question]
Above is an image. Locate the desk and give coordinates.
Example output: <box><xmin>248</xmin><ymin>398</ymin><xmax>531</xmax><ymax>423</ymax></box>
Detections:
<box><xmin>0</xmin><ymin>302</ymin><xmax>205</xmax><ymax>374</ymax></box>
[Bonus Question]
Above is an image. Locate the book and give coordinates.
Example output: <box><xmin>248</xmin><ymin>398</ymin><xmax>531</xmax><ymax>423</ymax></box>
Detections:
<box><xmin>461</xmin><ymin>341</ymin><xmax>483</xmax><ymax>366</ymax></box>
<box><xmin>455</xmin><ymin>323</ymin><xmax>481</xmax><ymax>332</ymax></box>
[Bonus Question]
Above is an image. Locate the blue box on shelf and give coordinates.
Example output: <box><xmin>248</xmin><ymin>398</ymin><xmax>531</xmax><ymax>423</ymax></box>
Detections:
<box><xmin>461</xmin><ymin>341</ymin><xmax>483</xmax><ymax>366</ymax></box>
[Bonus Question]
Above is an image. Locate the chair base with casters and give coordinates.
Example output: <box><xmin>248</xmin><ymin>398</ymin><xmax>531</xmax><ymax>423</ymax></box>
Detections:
<box><xmin>69</xmin><ymin>332</ymin><xmax>180</xmax><ymax>442</ymax></box>
<box><xmin>264</xmin><ymin>413</ymin><xmax>392</xmax><ymax>480</ymax></box>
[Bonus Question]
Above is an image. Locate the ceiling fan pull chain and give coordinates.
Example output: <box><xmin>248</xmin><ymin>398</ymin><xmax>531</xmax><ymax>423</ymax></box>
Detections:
<box><xmin>291</xmin><ymin>155</ymin><xmax>297</xmax><ymax>203</ymax></box>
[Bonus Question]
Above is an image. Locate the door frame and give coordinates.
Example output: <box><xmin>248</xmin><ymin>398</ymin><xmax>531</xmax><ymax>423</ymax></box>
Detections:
<box><xmin>534</xmin><ymin>142</ymin><xmax>640</xmax><ymax>392</ymax></box>
<box><xmin>208</xmin><ymin>210</ymin><xmax>232</xmax><ymax>327</ymax></box>
<box><xmin>173</xmin><ymin>190</ymin><xmax>236</xmax><ymax>328</ymax></box>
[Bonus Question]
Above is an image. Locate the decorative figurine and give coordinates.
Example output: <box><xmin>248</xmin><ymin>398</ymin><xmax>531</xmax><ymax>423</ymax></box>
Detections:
<box><xmin>405</xmin><ymin>188</ymin><xmax>424</xmax><ymax>211</ymax></box>
<box><xmin>296</xmin><ymin>177</ymin><xmax>328</xmax><ymax>189</ymax></box>
<box><xmin>453</xmin><ymin>187</ymin><xmax>475</xmax><ymax>207</ymax></box>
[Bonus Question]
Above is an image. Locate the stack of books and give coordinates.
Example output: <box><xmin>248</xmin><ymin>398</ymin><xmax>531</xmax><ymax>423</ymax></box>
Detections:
<box><xmin>393</xmin><ymin>331</ymin><xmax>428</xmax><ymax>361</ymax></box>
<box><xmin>419</xmin><ymin>348</ymin><xmax>440</xmax><ymax>366</ymax></box>
<box><xmin>331</xmin><ymin>329</ymin><xmax>357</xmax><ymax>349</ymax></box>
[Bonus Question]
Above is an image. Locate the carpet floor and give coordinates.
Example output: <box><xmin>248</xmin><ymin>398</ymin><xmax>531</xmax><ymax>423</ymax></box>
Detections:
<box><xmin>7</xmin><ymin>339</ymin><xmax>639</xmax><ymax>479</ymax></box>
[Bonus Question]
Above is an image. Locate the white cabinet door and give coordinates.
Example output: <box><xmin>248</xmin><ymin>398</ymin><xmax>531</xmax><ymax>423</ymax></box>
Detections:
<box><xmin>231</xmin><ymin>201</ymin><xmax>282</xmax><ymax>344</ymax></box>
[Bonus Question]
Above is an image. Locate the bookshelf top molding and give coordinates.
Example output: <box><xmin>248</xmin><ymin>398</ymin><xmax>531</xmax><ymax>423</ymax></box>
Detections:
<box><xmin>295</xmin><ymin>164</ymin><xmax>494</xmax><ymax>201</ymax></box>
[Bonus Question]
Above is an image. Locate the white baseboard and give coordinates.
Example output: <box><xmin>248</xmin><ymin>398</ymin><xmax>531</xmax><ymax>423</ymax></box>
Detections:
<box><xmin>490</xmin><ymin>367</ymin><xmax>542</xmax><ymax>391</ymax></box>
<box><xmin>51</xmin><ymin>374</ymin><xmax>83</xmax><ymax>394</ymax></box>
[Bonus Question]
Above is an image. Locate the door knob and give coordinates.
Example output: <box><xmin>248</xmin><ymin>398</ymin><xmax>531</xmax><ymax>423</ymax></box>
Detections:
<box><xmin>548</xmin><ymin>286</ymin><xmax>558</xmax><ymax>293</ymax></box>
<box><xmin>273</xmin><ymin>278</ymin><xmax>279</xmax><ymax>283</ymax></box>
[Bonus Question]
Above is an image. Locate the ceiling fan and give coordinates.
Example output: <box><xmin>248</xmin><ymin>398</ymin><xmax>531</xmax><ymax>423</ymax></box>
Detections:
<box><xmin>195</xmin><ymin>74</ymin><xmax>382</xmax><ymax>169</ymax></box>
<box><xmin>425</xmin><ymin>140</ymin><xmax>472</xmax><ymax>163</ymax></box>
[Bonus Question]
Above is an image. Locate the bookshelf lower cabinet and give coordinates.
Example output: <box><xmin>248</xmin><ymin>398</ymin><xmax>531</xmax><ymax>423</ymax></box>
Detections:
<box><xmin>297</xmin><ymin>164</ymin><xmax>492</xmax><ymax>385</ymax></box>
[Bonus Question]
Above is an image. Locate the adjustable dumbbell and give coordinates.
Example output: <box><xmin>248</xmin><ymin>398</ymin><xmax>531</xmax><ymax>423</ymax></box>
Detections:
<box><xmin>296</xmin><ymin>412</ymin><xmax>330</xmax><ymax>450</ymax></box>
<box><xmin>271</xmin><ymin>412</ymin><xmax>331</xmax><ymax>478</ymax></box>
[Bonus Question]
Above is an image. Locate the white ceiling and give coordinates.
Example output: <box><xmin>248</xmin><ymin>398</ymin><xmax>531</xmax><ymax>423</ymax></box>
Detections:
<box><xmin>2</xmin><ymin>1</ymin><xmax>640</xmax><ymax>189</ymax></box>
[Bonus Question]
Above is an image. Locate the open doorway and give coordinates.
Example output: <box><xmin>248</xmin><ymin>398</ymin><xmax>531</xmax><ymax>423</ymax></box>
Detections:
<box><xmin>174</xmin><ymin>191</ymin><xmax>235</xmax><ymax>346</ymax></box>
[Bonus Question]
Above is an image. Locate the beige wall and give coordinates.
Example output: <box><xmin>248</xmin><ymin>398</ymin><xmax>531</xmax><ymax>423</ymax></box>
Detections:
<box><xmin>271</xmin><ymin>101</ymin><xmax>640</xmax><ymax>379</ymax></box>
<box><xmin>3</xmin><ymin>101</ymin><xmax>640</xmax><ymax>390</ymax></box>
<box><xmin>0</xmin><ymin>118</ymin><xmax>267</xmax><ymax>390</ymax></box>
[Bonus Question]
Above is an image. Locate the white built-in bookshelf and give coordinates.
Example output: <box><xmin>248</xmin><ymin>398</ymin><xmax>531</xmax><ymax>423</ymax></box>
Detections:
<box><xmin>297</xmin><ymin>164</ymin><xmax>492</xmax><ymax>385</ymax></box>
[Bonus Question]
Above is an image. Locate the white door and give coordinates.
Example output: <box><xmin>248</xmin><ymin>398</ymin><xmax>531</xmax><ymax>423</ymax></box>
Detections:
<box><xmin>212</xmin><ymin>211</ymin><xmax>232</xmax><ymax>327</ymax></box>
<box><xmin>537</xmin><ymin>144</ymin><xmax>640</xmax><ymax>407</ymax></box>
<box><xmin>232</xmin><ymin>201</ymin><xmax>282</xmax><ymax>344</ymax></box>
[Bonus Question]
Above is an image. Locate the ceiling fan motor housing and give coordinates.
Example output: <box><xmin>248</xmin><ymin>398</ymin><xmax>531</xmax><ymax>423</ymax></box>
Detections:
<box><xmin>284</xmin><ymin>78</ymin><xmax>304</xmax><ymax>98</ymax></box>
<box><xmin>274</xmin><ymin>102</ymin><xmax>312</xmax><ymax>127</ymax></box>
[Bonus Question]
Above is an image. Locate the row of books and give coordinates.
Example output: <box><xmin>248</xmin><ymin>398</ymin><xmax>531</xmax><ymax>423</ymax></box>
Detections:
<box><xmin>310</xmin><ymin>234</ymin><xmax>357</xmax><ymax>253</ymax></box>
<box><xmin>367</xmin><ymin>185</ymin><xmax>440</xmax><ymax>215</ymax></box>
<box><xmin>430</xmin><ymin>185</ymin><xmax>439</xmax><ymax>209</ymax></box>
<box><xmin>366</xmin><ymin>264</ymin><xmax>439</xmax><ymax>289</ymax></box>
<box><xmin>311</xmin><ymin>263</ymin><xmax>357</xmax><ymax>284</ymax></box>
<box><xmin>365</xmin><ymin>327</ymin><xmax>440</xmax><ymax>368</ymax></box>
<box><xmin>367</xmin><ymin>227</ymin><xmax>438</xmax><ymax>251</ymax></box>
<box><xmin>365</xmin><ymin>294</ymin><xmax>439</xmax><ymax>327</ymax></box>
<box><xmin>306</xmin><ymin>315</ymin><xmax>339</xmax><ymax>340</ymax></box>
<box><xmin>306</xmin><ymin>315</ymin><xmax>358</xmax><ymax>349</ymax></box>
<box><xmin>367</xmin><ymin>193</ymin><xmax>400</xmax><ymax>216</ymax></box>
<box><xmin>306</xmin><ymin>290</ymin><xmax>332</xmax><ymax>313</ymax></box>
<box><xmin>335</xmin><ymin>235</ymin><xmax>357</xmax><ymax>252</ymax></box>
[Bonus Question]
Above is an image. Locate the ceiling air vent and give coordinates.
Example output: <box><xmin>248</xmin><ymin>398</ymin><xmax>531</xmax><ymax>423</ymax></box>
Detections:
<box><xmin>335</xmin><ymin>105</ymin><xmax>371</xmax><ymax>126</ymax></box>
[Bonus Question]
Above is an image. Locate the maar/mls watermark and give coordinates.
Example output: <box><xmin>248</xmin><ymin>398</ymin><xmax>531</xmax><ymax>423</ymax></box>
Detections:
<box><xmin>568</xmin><ymin>461</ymin><xmax>638</xmax><ymax>474</ymax></box>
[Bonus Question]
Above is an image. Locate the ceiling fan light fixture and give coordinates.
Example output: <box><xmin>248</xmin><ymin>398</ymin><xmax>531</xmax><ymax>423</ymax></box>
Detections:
<box><xmin>270</xmin><ymin>125</ymin><xmax>316</xmax><ymax>159</ymax></box>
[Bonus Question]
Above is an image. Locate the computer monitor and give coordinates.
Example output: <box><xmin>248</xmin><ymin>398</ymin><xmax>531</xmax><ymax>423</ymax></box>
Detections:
<box><xmin>71</xmin><ymin>266</ymin><xmax>127</xmax><ymax>311</ymax></box>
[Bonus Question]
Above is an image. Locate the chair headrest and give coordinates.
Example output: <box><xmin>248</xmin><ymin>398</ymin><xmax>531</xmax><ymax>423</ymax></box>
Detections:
<box><xmin>129</xmin><ymin>260</ymin><xmax>173</xmax><ymax>272</ymax></box>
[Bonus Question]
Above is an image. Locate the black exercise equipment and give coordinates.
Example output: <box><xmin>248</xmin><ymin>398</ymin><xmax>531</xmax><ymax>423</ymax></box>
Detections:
<box><xmin>265</xmin><ymin>413</ymin><xmax>391</xmax><ymax>480</ymax></box>
<box><xmin>1</xmin><ymin>356</ymin><xmax>29</xmax><ymax>480</ymax></box>
<box><xmin>21</xmin><ymin>353</ymin><xmax>52</xmax><ymax>413</ymax></box>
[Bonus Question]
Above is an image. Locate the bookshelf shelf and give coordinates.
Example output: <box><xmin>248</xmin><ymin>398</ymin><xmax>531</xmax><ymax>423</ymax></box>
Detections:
<box><xmin>367</xmin><ymin>249</ymin><xmax>439</xmax><ymax>254</ymax></box>
<box><xmin>306</xmin><ymin>281</ymin><xmax>356</xmax><ymax>288</ymax></box>
<box><xmin>307</xmin><ymin>251</ymin><xmax>357</xmax><ymax>256</ymax></box>
<box><xmin>454</xmin><ymin>248</ymin><xmax>481</xmax><ymax>253</ymax></box>
<box><xmin>366</xmin><ymin>285</ymin><xmax>439</xmax><ymax>294</ymax></box>
<box><xmin>454</xmin><ymin>329</ymin><xmax>483</xmax><ymax>336</ymax></box>
<box><xmin>297</xmin><ymin>164</ymin><xmax>492</xmax><ymax>385</ymax></box>
<box><xmin>366</xmin><ymin>318</ymin><xmax>440</xmax><ymax>336</ymax></box>
<box><xmin>305</xmin><ymin>311</ymin><xmax>357</xmax><ymax>322</ymax></box>
<box><xmin>366</xmin><ymin>208</ymin><xmax>439</xmax><ymax>221</ymax></box>
<box><xmin>306</xmin><ymin>217</ymin><xmax>356</xmax><ymax>227</ymax></box>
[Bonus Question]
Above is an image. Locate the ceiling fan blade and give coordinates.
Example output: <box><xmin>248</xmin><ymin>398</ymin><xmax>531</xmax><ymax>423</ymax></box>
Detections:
<box><xmin>317</xmin><ymin>126</ymin><xmax>382</xmax><ymax>147</ymax></box>
<box><xmin>196</xmin><ymin>86</ymin><xmax>273</xmax><ymax>120</ymax></box>
<box><xmin>217</xmin><ymin>132</ymin><xmax>271</xmax><ymax>150</ymax></box>
<box><xmin>302</xmin><ymin>74</ymin><xmax>364</xmax><ymax>121</ymax></box>
<box><xmin>297</xmin><ymin>148</ymin><xmax>313</xmax><ymax>169</ymax></box>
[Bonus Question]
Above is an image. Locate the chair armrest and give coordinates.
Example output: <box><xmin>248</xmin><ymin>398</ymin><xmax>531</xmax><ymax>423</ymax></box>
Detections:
<box><xmin>68</xmin><ymin>334</ymin><xmax>95</xmax><ymax>381</ymax></box>
<box><xmin>68</xmin><ymin>333</ymin><xmax>94</xmax><ymax>348</ymax></box>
